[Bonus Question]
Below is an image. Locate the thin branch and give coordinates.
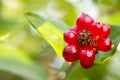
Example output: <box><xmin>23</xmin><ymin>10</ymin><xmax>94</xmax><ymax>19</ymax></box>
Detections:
<box><xmin>57</xmin><ymin>62</ymin><xmax>77</xmax><ymax>80</ymax></box>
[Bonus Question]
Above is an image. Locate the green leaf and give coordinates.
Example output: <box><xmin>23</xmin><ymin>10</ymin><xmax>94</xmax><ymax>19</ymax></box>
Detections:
<box><xmin>64</xmin><ymin>61</ymin><xmax>110</xmax><ymax>80</ymax></box>
<box><xmin>108</xmin><ymin>13</ymin><xmax>120</xmax><ymax>24</ymax></box>
<box><xmin>25</xmin><ymin>12</ymin><xmax>45</xmax><ymax>28</ymax></box>
<box><xmin>0</xmin><ymin>43</ymin><xmax>47</xmax><ymax>80</ymax></box>
<box><xmin>25</xmin><ymin>12</ymin><xmax>69</xmax><ymax>31</ymax></box>
<box><xmin>95</xmin><ymin>25</ymin><xmax>120</xmax><ymax>64</ymax></box>
<box><xmin>38</xmin><ymin>22</ymin><xmax>65</xmax><ymax>57</ymax></box>
<box><xmin>25</xmin><ymin>12</ymin><xmax>67</xmax><ymax>58</ymax></box>
<box><xmin>100</xmin><ymin>12</ymin><xmax>120</xmax><ymax>25</ymax></box>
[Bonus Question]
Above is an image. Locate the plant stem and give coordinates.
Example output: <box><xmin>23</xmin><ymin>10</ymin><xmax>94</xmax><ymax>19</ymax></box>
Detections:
<box><xmin>65</xmin><ymin>62</ymin><xmax>76</xmax><ymax>77</ymax></box>
<box><xmin>57</xmin><ymin>62</ymin><xmax>77</xmax><ymax>80</ymax></box>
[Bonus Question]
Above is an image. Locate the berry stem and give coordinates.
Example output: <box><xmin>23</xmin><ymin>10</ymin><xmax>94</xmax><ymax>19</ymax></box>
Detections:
<box><xmin>57</xmin><ymin>62</ymin><xmax>77</xmax><ymax>80</ymax></box>
<box><xmin>64</xmin><ymin>62</ymin><xmax>77</xmax><ymax>79</ymax></box>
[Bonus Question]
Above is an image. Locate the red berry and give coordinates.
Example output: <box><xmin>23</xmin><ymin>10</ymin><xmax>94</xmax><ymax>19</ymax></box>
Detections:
<box><xmin>70</xmin><ymin>26</ymin><xmax>79</xmax><ymax>33</ymax></box>
<box><xmin>100</xmin><ymin>23</ymin><xmax>110</xmax><ymax>38</ymax></box>
<box><xmin>89</xmin><ymin>22</ymin><xmax>102</xmax><ymax>38</ymax></box>
<box><xmin>64</xmin><ymin>30</ymin><xmax>78</xmax><ymax>44</ymax></box>
<box><xmin>62</xmin><ymin>13</ymin><xmax>112</xmax><ymax>69</ymax></box>
<box><xmin>97</xmin><ymin>38</ymin><xmax>112</xmax><ymax>52</ymax></box>
<box><xmin>63</xmin><ymin>45</ymin><xmax>78</xmax><ymax>62</ymax></box>
<box><xmin>76</xmin><ymin>13</ymin><xmax>94</xmax><ymax>31</ymax></box>
<box><xmin>79</xmin><ymin>46</ymin><xmax>96</xmax><ymax>69</ymax></box>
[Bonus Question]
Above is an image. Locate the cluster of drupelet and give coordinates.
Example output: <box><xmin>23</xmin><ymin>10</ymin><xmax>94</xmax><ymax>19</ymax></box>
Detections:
<box><xmin>63</xmin><ymin>13</ymin><xmax>113</xmax><ymax>69</ymax></box>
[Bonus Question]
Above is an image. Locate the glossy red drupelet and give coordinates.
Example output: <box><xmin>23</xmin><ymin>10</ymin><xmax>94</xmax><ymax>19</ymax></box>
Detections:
<box><xmin>97</xmin><ymin>38</ymin><xmax>112</xmax><ymax>52</ymax></box>
<box><xmin>63</xmin><ymin>13</ymin><xmax>113</xmax><ymax>69</ymax></box>
<box><xmin>79</xmin><ymin>46</ymin><xmax>96</xmax><ymax>69</ymax></box>
<box><xmin>64</xmin><ymin>30</ymin><xmax>78</xmax><ymax>44</ymax></box>
<box><xmin>76</xmin><ymin>13</ymin><xmax>94</xmax><ymax>30</ymax></box>
<box><xmin>63</xmin><ymin>45</ymin><xmax>78</xmax><ymax>62</ymax></box>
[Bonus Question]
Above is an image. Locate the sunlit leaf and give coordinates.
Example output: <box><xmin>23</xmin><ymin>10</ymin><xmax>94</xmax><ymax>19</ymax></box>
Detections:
<box><xmin>25</xmin><ymin>12</ymin><xmax>69</xmax><ymax>31</ymax></box>
<box><xmin>37</xmin><ymin>22</ymin><xmax>65</xmax><ymax>57</ymax></box>
<box><xmin>25</xmin><ymin>12</ymin><xmax>67</xmax><ymax>58</ymax></box>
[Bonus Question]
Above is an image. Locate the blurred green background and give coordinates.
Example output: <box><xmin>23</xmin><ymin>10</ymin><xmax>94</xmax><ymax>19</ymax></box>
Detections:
<box><xmin>0</xmin><ymin>0</ymin><xmax>120</xmax><ymax>80</ymax></box>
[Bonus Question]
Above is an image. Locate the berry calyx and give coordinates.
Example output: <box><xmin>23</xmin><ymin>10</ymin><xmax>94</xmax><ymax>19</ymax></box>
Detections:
<box><xmin>79</xmin><ymin>46</ymin><xmax>96</xmax><ymax>69</ymax></box>
<box><xmin>77</xmin><ymin>30</ymin><xmax>92</xmax><ymax>46</ymax></box>
<box><xmin>63</xmin><ymin>45</ymin><xmax>79</xmax><ymax>62</ymax></box>
<box><xmin>97</xmin><ymin>38</ymin><xmax>112</xmax><ymax>52</ymax></box>
<box><xmin>64</xmin><ymin>30</ymin><xmax>78</xmax><ymax>44</ymax></box>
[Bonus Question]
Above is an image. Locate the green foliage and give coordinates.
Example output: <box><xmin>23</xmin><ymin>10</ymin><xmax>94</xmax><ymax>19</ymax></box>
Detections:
<box><xmin>0</xmin><ymin>19</ymin><xmax>21</xmax><ymax>36</ymax></box>
<box><xmin>25</xmin><ymin>12</ymin><xmax>69</xmax><ymax>32</ymax></box>
<box><xmin>93</xmin><ymin>0</ymin><xmax>120</xmax><ymax>15</ymax></box>
<box><xmin>0</xmin><ymin>43</ymin><xmax>48</xmax><ymax>80</ymax></box>
<box><xmin>1</xmin><ymin>0</ymin><xmax>120</xmax><ymax>80</ymax></box>
<box><xmin>101</xmin><ymin>12</ymin><xmax>120</xmax><ymax>25</ymax></box>
<box><xmin>37</xmin><ymin>22</ymin><xmax>65</xmax><ymax>57</ymax></box>
<box><xmin>64</xmin><ymin>62</ymin><xmax>108</xmax><ymax>80</ymax></box>
<box><xmin>25</xmin><ymin>12</ymin><xmax>66</xmax><ymax>57</ymax></box>
<box><xmin>25</xmin><ymin>12</ymin><xmax>120</xmax><ymax>65</ymax></box>
<box><xmin>95</xmin><ymin>25</ymin><xmax>120</xmax><ymax>64</ymax></box>
<box><xmin>21</xmin><ymin>0</ymin><xmax>49</xmax><ymax>10</ymax></box>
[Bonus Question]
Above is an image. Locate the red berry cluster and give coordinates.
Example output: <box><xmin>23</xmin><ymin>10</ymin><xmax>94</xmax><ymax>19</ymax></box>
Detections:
<box><xmin>63</xmin><ymin>13</ymin><xmax>113</xmax><ymax>69</ymax></box>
